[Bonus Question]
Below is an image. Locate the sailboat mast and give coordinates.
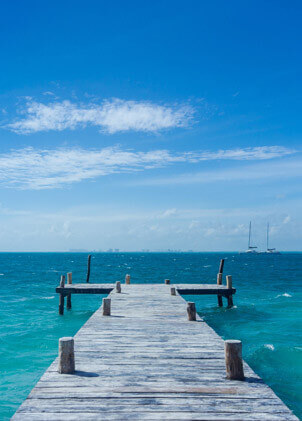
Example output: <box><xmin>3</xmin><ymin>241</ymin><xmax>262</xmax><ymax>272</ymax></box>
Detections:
<box><xmin>248</xmin><ymin>221</ymin><xmax>251</xmax><ymax>248</ymax></box>
<box><xmin>267</xmin><ymin>223</ymin><xmax>269</xmax><ymax>250</ymax></box>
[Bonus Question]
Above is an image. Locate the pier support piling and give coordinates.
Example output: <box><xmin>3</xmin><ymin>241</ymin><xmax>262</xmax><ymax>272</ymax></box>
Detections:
<box><xmin>58</xmin><ymin>337</ymin><xmax>75</xmax><ymax>374</ymax></box>
<box><xmin>116</xmin><ymin>281</ymin><xmax>121</xmax><ymax>293</ymax></box>
<box><xmin>66</xmin><ymin>294</ymin><xmax>72</xmax><ymax>310</ymax></box>
<box><xmin>59</xmin><ymin>275</ymin><xmax>65</xmax><ymax>315</ymax></box>
<box><xmin>187</xmin><ymin>302</ymin><xmax>196</xmax><ymax>321</ymax></box>
<box><xmin>217</xmin><ymin>273</ymin><xmax>223</xmax><ymax>306</ymax></box>
<box><xmin>66</xmin><ymin>273</ymin><xmax>72</xmax><ymax>310</ymax></box>
<box><xmin>103</xmin><ymin>298</ymin><xmax>111</xmax><ymax>316</ymax></box>
<box><xmin>226</xmin><ymin>275</ymin><xmax>234</xmax><ymax>307</ymax></box>
<box><xmin>224</xmin><ymin>339</ymin><xmax>244</xmax><ymax>380</ymax></box>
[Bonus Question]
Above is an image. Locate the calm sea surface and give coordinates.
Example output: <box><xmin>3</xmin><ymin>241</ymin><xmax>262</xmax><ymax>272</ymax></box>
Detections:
<box><xmin>0</xmin><ymin>252</ymin><xmax>301</xmax><ymax>419</ymax></box>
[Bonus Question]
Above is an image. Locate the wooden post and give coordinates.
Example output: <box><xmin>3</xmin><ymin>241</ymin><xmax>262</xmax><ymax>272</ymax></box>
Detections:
<box><xmin>171</xmin><ymin>287</ymin><xmax>176</xmax><ymax>295</ymax></box>
<box><xmin>58</xmin><ymin>337</ymin><xmax>75</xmax><ymax>374</ymax></box>
<box><xmin>226</xmin><ymin>275</ymin><xmax>234</xmax><ymax>307</ymax></box>
<box><xmin>66</xmin><ymin>294</ymin><xmax>72</xmax><ymax>310</ymax></box>
<box><xmin>219</xmin><ymin>258</ymin><xmax>225</xmax><ymax>274</ymax></box>
<box><xmin>165</xmin><ymin>279</ymin><xmax>170</xmax><ymax>285</ymax></box>
<box><xmin>125</xmin><ymin>274</ymin><xmax>130</xmax><ymax>284</ymax></box>
<box><xmin>217</xmin><ymin>273</ymin><xmax>223</xmax><ymax>307</ymax></box>
<box><xmin>217</xmin><ymin>273</ymin><xmax>222</xmax><ymax>285</ymax></box>
<box><xmin>59</xmin><ymin>275</ymin><xmax>65</xmax><ymax>315</ymax></box>
<box><xmin>116</xmin><ymin>281</ymin><xmax>121</xmax><ymax>293</ymax></box>
<box><xmin>226</xmin><ymin>275</ymin><xmax>232</xmax><ymax>289</ymax></box>
<box><xmin>224</xmin><ymin>340</ymin><xmax>244</xmax><ymax>380</ymax></box>
<box><xmin>66</xmin><ymin>272</ymin><xmax>72</xmax><ymax>310</ymax></box>
<box><xmin>103</xmin><ymin>298</ymin><xmax>111</xmax><ymax>316</ymax></box>
<box><xmin>86</xmin><ymin>254</ymin><xmax>91</xmax><ymax>283</ymax></box>
<box><xmin>187</xmin><ymin>302</ymin><xmax>196</xmax><ymax>321</ymax></box>
<box><xmin>67</xmin><ymin>272</ymin><xmax>72</xmax><ymax>284</ymax></box>
<box><xmin>60</xmin><ymin>275</ymin><xmax>65</xmax><ymax>288</ymax></box>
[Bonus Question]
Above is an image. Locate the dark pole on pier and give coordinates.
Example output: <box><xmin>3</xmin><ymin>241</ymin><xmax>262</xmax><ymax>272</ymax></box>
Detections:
<box><xmin>86</xmin><ymin>254</ymin><xmax>91</xmax><ymax>283</ymax></box>
<box><xmin>219</xmin><ymin>259</ymin><xmax>225</xmax><ymax>274</ymax></box>
<box><xmin>59</xmin><ymin>275</ymin><xmax>65</xmax><ymax>315</ymax></box>
<box><xmin>217</xmin><ymin>259</ymin><xmax>225</xmax><ymax>307</ymax></box>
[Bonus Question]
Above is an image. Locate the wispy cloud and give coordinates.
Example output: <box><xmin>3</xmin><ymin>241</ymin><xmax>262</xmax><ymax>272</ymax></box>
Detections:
<box><xmin>0</xmin><ymin>145</ymin><xmax>296</xmax><ymax>190</ymax></box>
<box><xmin>137</xmin><ymin>155</ymin><xmax>302</xmax><ymax>186</ymax></box>
<box><xmin>5</xmin><ymin>99</ymin><xmax>194</xmax><ymax>134</ymax></box>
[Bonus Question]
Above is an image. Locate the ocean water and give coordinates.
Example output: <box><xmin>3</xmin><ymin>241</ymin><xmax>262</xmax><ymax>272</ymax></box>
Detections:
<box><xmin>0</xmin><ymin>252</ymin><xmax>301</xmax><ymax>420</ymax></box>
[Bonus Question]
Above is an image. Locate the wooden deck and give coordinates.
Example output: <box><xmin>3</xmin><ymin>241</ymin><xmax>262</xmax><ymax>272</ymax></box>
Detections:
<box><xmin>55</xmin><ymin>283</ymin><xmax>236</xmax><ymax>297</ymax></box>
<box><xmin>13</xmin><ymin>284</ymin><xmax>297</xmax><ymax>420</ymax></box>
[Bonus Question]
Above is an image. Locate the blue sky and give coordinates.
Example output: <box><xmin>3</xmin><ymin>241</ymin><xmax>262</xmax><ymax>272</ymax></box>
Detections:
<box><xmin>0</xmin><ymin>0</ymin><xmax>301</xmax><ymax>251</ymax></box>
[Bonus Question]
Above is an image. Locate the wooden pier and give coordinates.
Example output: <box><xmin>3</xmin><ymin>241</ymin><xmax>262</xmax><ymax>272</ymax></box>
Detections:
<box><xmin>13</xmin><ymin>282</ymin><xmax>297</xmax><ymax>420</ymax></box>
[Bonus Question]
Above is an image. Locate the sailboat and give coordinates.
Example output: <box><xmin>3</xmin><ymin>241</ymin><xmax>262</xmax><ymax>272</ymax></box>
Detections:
<box><xmin>265</xmin><ymin>223</ymin><xmax>280</xmax><ymax>254</ymax></box>
<box><xmin>245</xmin><ymin>221</ymin><xmax>259</xmax><ymax>253</ymax></box>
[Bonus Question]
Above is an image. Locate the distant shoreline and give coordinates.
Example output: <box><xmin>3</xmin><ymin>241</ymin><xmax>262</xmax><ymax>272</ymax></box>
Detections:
<box><xmin>0</xmin><ymin>251</ymin><xmax>301</xmax><ymax>253</ymax></box>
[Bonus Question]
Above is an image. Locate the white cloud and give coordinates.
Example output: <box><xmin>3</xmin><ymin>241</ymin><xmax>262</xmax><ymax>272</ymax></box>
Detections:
<box><xmin>191</xmin><ymin>146</ymin><xmax>295</xmax><ymax>161</ymax></box>
<box><xmin>137</xmin><ymin>154</ymin><xmax>302</xmax><ymax>186</ymax></box>
<box><xmin>5</xmin><ymin>99</ymin><xmax>194</xmax><ymax>134</ymax></box>
<box><xmin>0</xmin><ymin>145</ymin><xmax>297</xmax><ymax>190</ymax></box>
<box><xmin>158</xmin><ymin>208</ymin><xmax>178</xmax><ymax>218</ymax></box>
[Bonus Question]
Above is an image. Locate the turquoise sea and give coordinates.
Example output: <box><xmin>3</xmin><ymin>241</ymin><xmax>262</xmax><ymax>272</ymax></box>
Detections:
<box><xmin>0</xmin><ymin>252</ymin><xmax>301</xmax><ymax>419</ymax></box>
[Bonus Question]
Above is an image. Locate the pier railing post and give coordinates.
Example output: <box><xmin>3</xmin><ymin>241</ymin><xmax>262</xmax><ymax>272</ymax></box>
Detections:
<box><xmin>187</xmin><ymin>302</ymin><xmax>196</xmax><ymax>321</ymax></box>
<box><xmin>171</xmin><ymin>287</ymin><xmax>176</xmax><ymax>295</ymax></box>
<box><xmin>125</xmin><ymin>274</ymin><xmax>130</xmax><ymax>284</ymax></box>
<box><xmin>67</xmin><ymin>272</ymin><xmax>72</xmax><ymax>284</ymax></box>
<box><xmin>165</xmin><ymin>279</ymin><xmax>170</xmax><ymax>284</ymax></box>
<box><xmin>226</xmin><ymin>275</ymin><xmax>234</xmax><ymax>307</ymax></box>
<box><xmin>58</xmin><ymin>337</ymin><xmax>75</xmax><ymax>374</ymax></box>
<box><xmin>59</xmin><ymin>275</ymin><xmax>65</xmax><ymax>315</ymax></box>
<box><xmin>86</xmin><ymin>254</ymin><xmax>91</xmax><ymax>283</ymax></box>
<box><xmin>217</xmin><ymin>273</ymin><xmax>222</xmax><ymax>285</ymax></box>
<box><xmin>217</xmin><ymin>273</ymin><xmax>223</xmax><ymax>307</ymax></box>
<box><xmin>66</xmin><ymin>272</ymin><xmax>72</xmax><ymax>310</ymax></box>
<box><xmin>224</xmin><ymin>340</ymin><xmax>244</xmax><ymax>380</ymax></box>
<box><xmin>103</xmin><ymin>298</ymin><xmax>111</xmax><ymax>316</ymax></box>
<box><xmin>116</xmin><ymin>281</ymin><xmax>121</xmax><ymax>293</ymax></box>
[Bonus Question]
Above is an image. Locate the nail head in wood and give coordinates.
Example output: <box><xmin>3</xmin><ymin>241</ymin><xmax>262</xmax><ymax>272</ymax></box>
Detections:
<box><xmin>58</xmin><ymin>337</ymin><xmax>75</xmax><ymax>374</ymax></box>
<box><xmin>170</xmin><ymin>287</ymin><xmax>176</xmax><ymax>295</ymax></box>
<box><xmin>116</xmin><ymin>281</ymin><xmax>121</xmax><ymax>293</ymax></box>
<box><xmin>187</xmin><ymin>302</ymin><xmax>196</xmax><ymax>321</ymax></box>
<box><xmin>226</xmin><ymin>275</ymin><xmax>232</xmax><ymax>289</ymax></box>
<box><xmin>165</xmin><ymin>279</ymin><xmax>170</xmax><ymax>285</ymax></box>
<box><xmin>125</xmin><ymin>274</ymin><xmax>130</xmax><ymax>284</ymax></box>
<box><xmin>224</xmin><ymin>339</ymin><xmax>244</xmax><ymax>380</ymax></box>
<box><xmin>103</xmin><ymin>298</ymin><xmax>111</xmax><ymax>316</ymax></box>
<box><xmin>67</xmin><ymin>272</ymin><xmax>72</xmax><ymax>284</ymax></box>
